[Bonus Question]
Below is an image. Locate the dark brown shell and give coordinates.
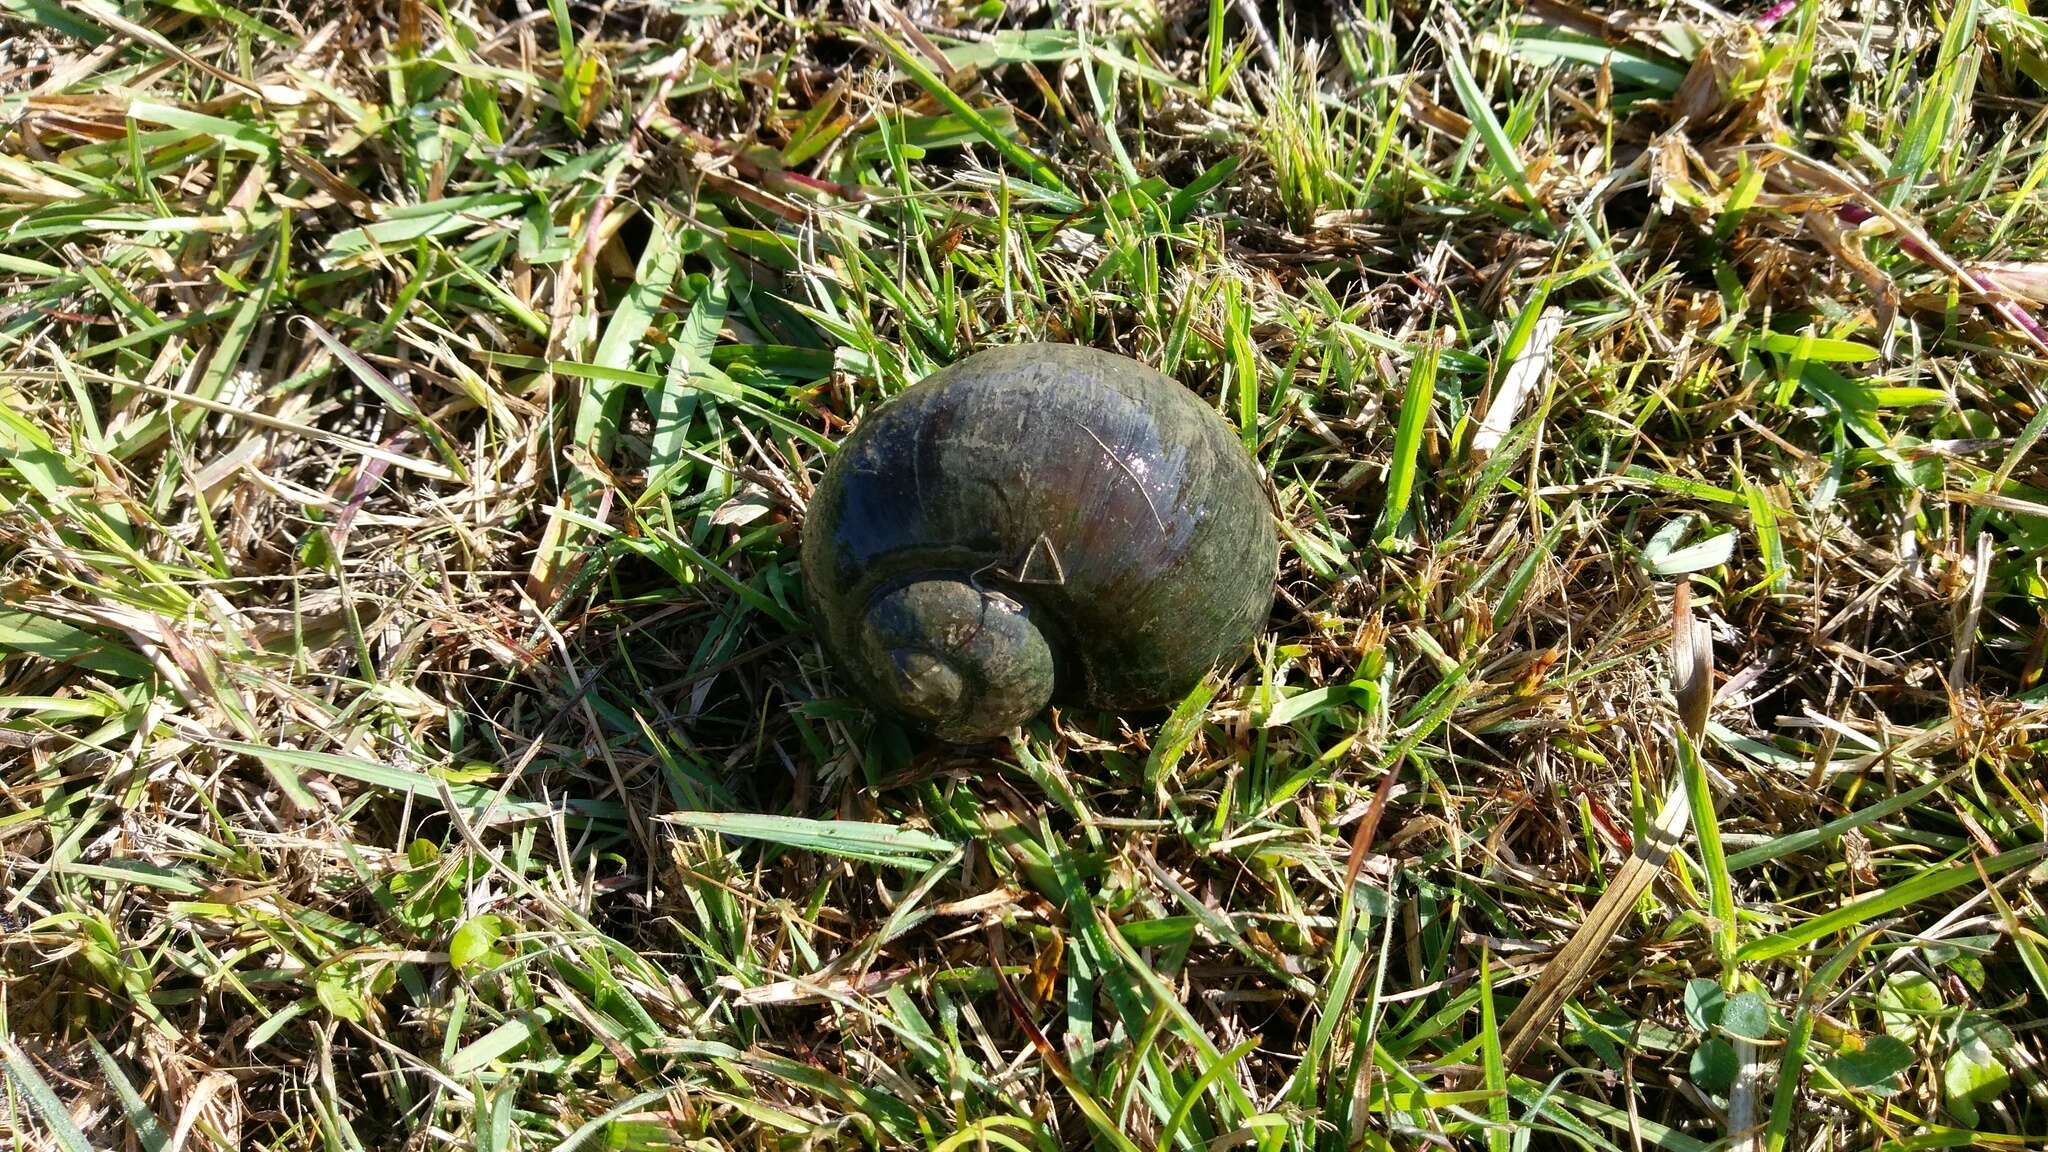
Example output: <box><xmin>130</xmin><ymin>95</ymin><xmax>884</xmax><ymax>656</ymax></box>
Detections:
<box><xmin>801</xmin><ymin>343</ymin><xmax>1278</xmax><ymax>740</ymax></box>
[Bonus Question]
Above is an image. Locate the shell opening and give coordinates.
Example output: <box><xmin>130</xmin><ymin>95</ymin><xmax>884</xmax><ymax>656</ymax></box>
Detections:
<box><xmin>858</xmin><ymin>579</ymin><xmax>1054</xmax><ymax>743</ymax></box>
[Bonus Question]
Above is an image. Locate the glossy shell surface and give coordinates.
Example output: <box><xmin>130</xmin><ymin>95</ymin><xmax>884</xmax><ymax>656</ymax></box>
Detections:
<box><xmin>802</xmin><ymin>343</ymin><xmax>1277</xmax><ymax>728</ymax></box>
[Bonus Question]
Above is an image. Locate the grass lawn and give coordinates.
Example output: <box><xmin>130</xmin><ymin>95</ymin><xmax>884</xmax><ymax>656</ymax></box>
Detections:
<box><xmin>4</xmin><ymin>0</ymin><xmax>2048</xmax><ymax>1148</ymax></box>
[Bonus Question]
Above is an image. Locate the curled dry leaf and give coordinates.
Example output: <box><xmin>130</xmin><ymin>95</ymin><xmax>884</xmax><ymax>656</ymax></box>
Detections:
<box><xmin>1971</xmin><ymin>261</ymin><xmax>2048</xmax><ymax>306</ymax></box>
<box><xmin>1806</xmin><ymin>207</ymin><xmax>1901</xmax><ymax>341</ymax></box>
<box><xmin>1472</xmin><ymin>306</ymin><xmax>1562</xmax><ymax>461</ymax></box>
<box><xmin>1671</xmin><ymin>579</ymin><xmax>1714</xmax><ymax>740</ymax></box>
<box><xmin>710</xmin><ymin>484</ymin><xmax>778</xmax><ymax>527</ymax></box>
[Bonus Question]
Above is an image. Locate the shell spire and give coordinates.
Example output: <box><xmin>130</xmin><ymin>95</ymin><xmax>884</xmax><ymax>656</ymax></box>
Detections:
<box><xmin>856</xmin><ymin>579</ymin><xmax>1053</xmax><ymax>743</ymax></box>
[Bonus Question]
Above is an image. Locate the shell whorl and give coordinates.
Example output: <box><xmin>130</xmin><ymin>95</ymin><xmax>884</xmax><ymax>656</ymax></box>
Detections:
<box><xmin>855</xmin><ymin>579</ymin><xmax>1054</xmax><ymax>744</ymax></box>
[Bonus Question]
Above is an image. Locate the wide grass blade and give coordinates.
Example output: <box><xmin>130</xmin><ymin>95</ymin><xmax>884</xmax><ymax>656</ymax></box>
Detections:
<box><xmin>86</xmin><ymin>1039</ymin><xmax>169</xmax><ymax>1152</ymax></box>
<box><xmin>661</xmin><ymin>812</ymin><xmax>961</xmax><ymax>867</ymax></box>
<box><xmin>1376</xmin><ymin>333</ymin><xmax>1441</xmax><ymax>546</ymax></box>
<box><xmin>1737</xmin><ymin>844</ymin><xmax>2047</xmax><ymax>963</ymax></box>
<box><xmin>1440</xmin><ymin>46</ymin><xmax>1546</xmax><ymax>224</ymax></box>
<box><xmin>2</xmin><ymin>1039</ymin><xmax>97</xmax><ymax>1152</ymax></box>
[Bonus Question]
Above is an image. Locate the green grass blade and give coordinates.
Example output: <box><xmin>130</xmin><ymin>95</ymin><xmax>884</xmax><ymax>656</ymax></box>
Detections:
<box><xmin>2</xmin><ymin>1039</ymin><xmax>97</xmax><ymax>1152</ymax></box>
<box><xmin>1480</xmin><ymin>949</ymin><xmax>1510</xmax><ymax>1152</ymax></box>
<box><xmin>661</xmin><ymin>811</ymin><xmax>961</xmax><ymax>867</ymax></box>
<box><xmin>1680</xmin><ymin>729</ymin><xmax>1738</xmax><ymax>971</ymax></box>
<box><xmin>1440</xmin><ymin>48</ymin><xmax>1545</xmax><ymax>225</ymax></box>
<box><xmin>1765</xmin><ymin>932</ymin><xmax>1878</xmax><ymax>1152</ymax></box>
<box><xmin>868</xmin><ymin>30</ymin><xmax>1075</xmax><ymax>203</ymax></box>
<box><xmin>1737</xmin><ymin>844</ymin><xmax>2047</xmax><ymax>963</ymax></box>
<box><xmin>86</xmin><ymin>1038</ymin><xmax>170</xmax><ymax>1152</ymax></box>
<box><xmin>1376</xmin><ymin>335</ymin><xmax>1441</xmax><ymax>546</ymax></box>
<box><xmin>1156</xmin><ymin>1037</ymin><xmax>1258</xmax><ymax>1152</ymax></box>
<box><xmin>1726</xmin><ymin>776</ymin><xmax>1952</xmax><ymax>871</ymax></box>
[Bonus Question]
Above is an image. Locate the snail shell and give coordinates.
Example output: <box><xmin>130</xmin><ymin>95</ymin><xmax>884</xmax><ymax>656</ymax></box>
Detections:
<box><xmin>801</xmin><ymin>343</ymin><xmax>1278</xmax><ymax>743</ymax></box>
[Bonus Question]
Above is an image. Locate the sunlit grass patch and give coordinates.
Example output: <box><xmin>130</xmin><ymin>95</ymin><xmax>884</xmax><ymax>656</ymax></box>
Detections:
<box><xmin>2</xmin><ymin>1</ymin><xmax>2047</xmax><ymax>1149</ymax></box>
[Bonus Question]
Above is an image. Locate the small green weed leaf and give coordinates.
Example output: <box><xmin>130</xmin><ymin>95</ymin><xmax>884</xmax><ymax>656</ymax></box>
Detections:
<box><xmin>314</xmin><ymin>963</ymin><xmax>374</xmax><ymax>1023</ymax></box>
<box><xmin>450</xmin><ymin>915</ymin><xmax>509</xmax><ymax>971</ymax></box>
<box><xmin>1689</xmin><ymin>1037</ymin><xmax>1737</xmax><ymax>1097</ymax></box>
<box><xmin>1721</xmin><ymin>993</ymin><xmax>1772</xmax><ymax>1040</ymax></box>
<box><xmin>1951</xmin><ymin>1012</ymin><xmax>2014</xmax><ymax>1051</ymax></box>
<box><xmin>1684</xmin><ymin>978</ymin><xmax>1726</xmax><ymax>1032</ymax></box>
<box><xmin>1878</xmin><ymin>971</ymin><xmax>1944</xmax><ymax>1042</ymax></box>
<box><xmin>1943</xmin><ymin>1014</ymin><xmax>2013</xmax><ymax>1124</ymax></box>
<box><xmin>1822</xmin><ymin>1034</ymin><xmax>1913</xmax><ymax>1093</ymax></box>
